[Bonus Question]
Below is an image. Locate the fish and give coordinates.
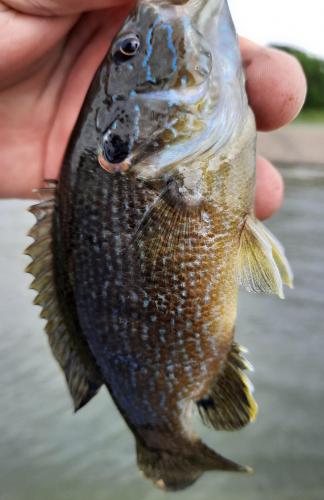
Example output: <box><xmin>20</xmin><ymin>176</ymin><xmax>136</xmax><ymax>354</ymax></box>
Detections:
<box><xmin>25</xmin><ymin>0</ymin><xmax>293</xmax><ymax>492</ymax></box>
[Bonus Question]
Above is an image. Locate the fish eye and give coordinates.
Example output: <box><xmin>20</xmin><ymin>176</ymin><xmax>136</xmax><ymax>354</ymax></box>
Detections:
<box><xmin>113</xmin><ymin>34</ymin><xmax>141</xmax><ymax>63</ymax></box>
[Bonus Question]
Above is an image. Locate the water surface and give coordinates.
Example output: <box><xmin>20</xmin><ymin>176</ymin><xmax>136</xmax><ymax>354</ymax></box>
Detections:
<box><xmin>0</xmin><ymin>164</ymin><xmax>323</xmax><ymax>500</ymax></box>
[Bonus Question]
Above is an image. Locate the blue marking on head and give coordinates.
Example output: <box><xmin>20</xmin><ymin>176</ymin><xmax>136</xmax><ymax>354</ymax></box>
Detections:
<box><xmin>142</xmin><ymin>17</ymin><xmax>161</xmax><ymax>83</ymax></box>
<box><xmin>160</xmin><ymin>23</ymin><xmax>177</xmax><ymax>73</ymax></box>
<box><xmin>142</xmin><ymin>27</ymin><xmax>153</xmax><ymax>76</ymax></box>
<box><xmin>182</xmin><ymin>15</ymin><xmax>191</xmax><ymax>30</ymax></box>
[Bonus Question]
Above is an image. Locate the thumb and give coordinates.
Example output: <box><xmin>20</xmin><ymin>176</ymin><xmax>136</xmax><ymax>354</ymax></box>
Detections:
<box><xmin>3</xmin><ymin>0</ymin><xmax>134</xmax><ymax>16</ymax></box>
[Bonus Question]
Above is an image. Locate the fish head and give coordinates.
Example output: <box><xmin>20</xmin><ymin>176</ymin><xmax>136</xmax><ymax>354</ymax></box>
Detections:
<box><xmin>96</xmin><ymin>0</ymin><xmax>215</xmax><ymax>178</ymax></box>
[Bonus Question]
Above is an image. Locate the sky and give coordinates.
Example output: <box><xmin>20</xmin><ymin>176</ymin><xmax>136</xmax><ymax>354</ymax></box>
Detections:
<box><xmin>228</xmin><ymin>0</ymin><xmax>324</xmax><ymax>58</ymax></box>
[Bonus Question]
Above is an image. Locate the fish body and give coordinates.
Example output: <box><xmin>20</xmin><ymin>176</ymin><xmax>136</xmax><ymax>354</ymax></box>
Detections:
<box><xmin>26</xmin><ymin>0</ymin><xmax>293</xmax><ymax>491</ymax></box>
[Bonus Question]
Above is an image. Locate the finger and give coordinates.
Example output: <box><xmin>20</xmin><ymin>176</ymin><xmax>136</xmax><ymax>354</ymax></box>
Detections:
<box><xmin>255</xmin><ymin>156</ymin><xmax>284</xmax><ymax>220</ymax></box>
<box><xmin>240</xmin><ymin>38</ymin><xmax>307</xmax><ymax>131</ymax></box>
<box><xmin>3</xmin><ymin>0</ymin><xmax>134</xmax><ymax>16</ymax></box>
<box><xmin>0</xmin><ymin>11</ymin><xmax>77</xmax><ymax>89</ymax></box>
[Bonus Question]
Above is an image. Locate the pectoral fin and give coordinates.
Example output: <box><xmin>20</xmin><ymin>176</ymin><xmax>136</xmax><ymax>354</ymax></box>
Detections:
<box><xmin>237</xmin><ymin>216</ymin><xmax>293</xmax><ymax>299</ymax></box>
<box><xmin>133</xmin><ymin>181</ymin><xmax>199</xmax><ymax>273</ymax></box>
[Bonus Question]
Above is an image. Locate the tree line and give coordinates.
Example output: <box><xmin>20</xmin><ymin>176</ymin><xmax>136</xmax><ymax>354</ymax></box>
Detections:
<box><xmin>273</xmin><ymin>45</ymin><xmax>324</xmax><ymax>112</ymax></box>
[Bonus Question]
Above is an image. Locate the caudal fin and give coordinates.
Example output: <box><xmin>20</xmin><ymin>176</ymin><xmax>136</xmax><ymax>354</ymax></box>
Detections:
<box><xmin>136</xmin><ymin>438</ymin><xmax>251</xmax><ymax>491</ymax></box>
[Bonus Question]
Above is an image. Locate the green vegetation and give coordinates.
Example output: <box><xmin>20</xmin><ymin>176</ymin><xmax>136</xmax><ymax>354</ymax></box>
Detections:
<box><xmin>295</xmin><ymin>108</ymin><xmax>324</xmax><ymax>123</ymax></box>
<box><xmin>273</xmin><ymin>45</ymin><xmax>324</xmax><ymax>123</ymax></box>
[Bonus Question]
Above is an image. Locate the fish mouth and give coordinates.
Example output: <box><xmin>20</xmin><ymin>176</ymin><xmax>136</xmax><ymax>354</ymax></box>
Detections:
<box><xmin>103</xmin><ymin>130</ymin><xmax>132</xmax><ymax>162</ymax></box>
<box><xmin>98</xmin><ymin>152</ymin><xmax>130</xmax><ymax>174</ymax></box>
<box><xmin>98</xmin><ymin>130</ymin><xmax>132</xmax><ymax>174</ymax></box>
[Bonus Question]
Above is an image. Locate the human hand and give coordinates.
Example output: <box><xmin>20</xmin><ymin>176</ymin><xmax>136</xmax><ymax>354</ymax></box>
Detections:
<box><xmin>0</xmin><ymin>1</ymin><xmax>306</xmax><ymax>220</ymax></box>
<box><xmin>240</xmin><ymin>38</ymin><xmax>306</xmax><ymax>219</ymax></box>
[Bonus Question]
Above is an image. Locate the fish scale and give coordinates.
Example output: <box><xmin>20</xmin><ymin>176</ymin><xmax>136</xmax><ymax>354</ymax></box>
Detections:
<box><xmin>60</xmin><ymin>159</ymin><xmax>239</xmax><ymax>425</ymax></box>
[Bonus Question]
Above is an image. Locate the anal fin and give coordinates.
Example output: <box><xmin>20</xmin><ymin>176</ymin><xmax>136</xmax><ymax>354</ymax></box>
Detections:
<box><xmin>25</xmin><ymin>187</ymin><xmax>103</xmax><ymax>411</ymax></box>
<box><xmin>197</xmin><ymin>342</ymin><xmax>258</xmax><ymax>431</ymax></box>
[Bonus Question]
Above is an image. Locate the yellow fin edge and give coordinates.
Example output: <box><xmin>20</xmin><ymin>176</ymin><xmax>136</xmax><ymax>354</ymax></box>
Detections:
<box><xmin>237</xmin><ymin>216</ymin><xmax>293</xmax><ymax>299</ymax></box>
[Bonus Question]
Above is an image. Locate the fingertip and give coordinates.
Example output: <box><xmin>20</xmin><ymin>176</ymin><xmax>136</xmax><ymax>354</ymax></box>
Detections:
<box><xmin>241</xmin><ymin>39</ymin><xmax>307</xmax><ymax>131</ymax></box>
<box><xmin>255</xmin><ymin>156</ymin><xmax>284</xmax><ymax>220</ymax></box>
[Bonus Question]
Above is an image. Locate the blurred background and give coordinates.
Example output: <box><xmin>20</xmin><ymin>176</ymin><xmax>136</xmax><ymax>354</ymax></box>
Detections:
<box><xmin>0</xmin><ymin>1</ymin><xmax>323</xmax><ymax>500</ymax></box>
<box><xmin>230</xmin><ymin>0</ymin><xmax>324</xmax><ymax>165</ymax></box>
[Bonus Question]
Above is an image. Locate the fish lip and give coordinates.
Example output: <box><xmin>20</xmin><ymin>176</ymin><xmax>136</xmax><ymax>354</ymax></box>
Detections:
<box><xmin>102</xmin><ymin>129</ymin><xmax>132</xmax><ymax>164</ymax></box>
<box><xmin>98</xmin><ymin>151</ymin><xmax>130</xmax><ymax>174</ymax></box>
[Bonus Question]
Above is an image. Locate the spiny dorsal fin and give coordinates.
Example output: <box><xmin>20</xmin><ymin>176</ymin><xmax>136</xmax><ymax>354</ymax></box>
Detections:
<box><xmin>25</xmin><ymin>186</ymin><xmax>103</xmax><ymax>411</ymax></box>
<box><xmin>237</xmin><ymin>216</ymin><xmax>293</xmax><ymax>299</ymax></box>
<box><xmin>197</xmin><ymin>342</ymin><xmax>258</xmax><ymax>431</ymax></box>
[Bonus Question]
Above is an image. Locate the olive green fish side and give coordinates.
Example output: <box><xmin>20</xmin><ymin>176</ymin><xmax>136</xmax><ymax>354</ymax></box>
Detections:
<box><xmin>51</xmin><ymin>50</ymin><xmax>261</xmax><ymax>485</ymax></box>
<box><xmin>56</xmin><ymin>147</ymin><xmax>255</xmax><ymax>487</ymax></box>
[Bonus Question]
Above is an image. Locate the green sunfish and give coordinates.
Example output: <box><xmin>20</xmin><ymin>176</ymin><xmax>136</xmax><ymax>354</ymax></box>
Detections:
<box><xmin>26</xmin><ymin>0</ymin><xmax>293</xmax><ymax>491</ymax></box>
